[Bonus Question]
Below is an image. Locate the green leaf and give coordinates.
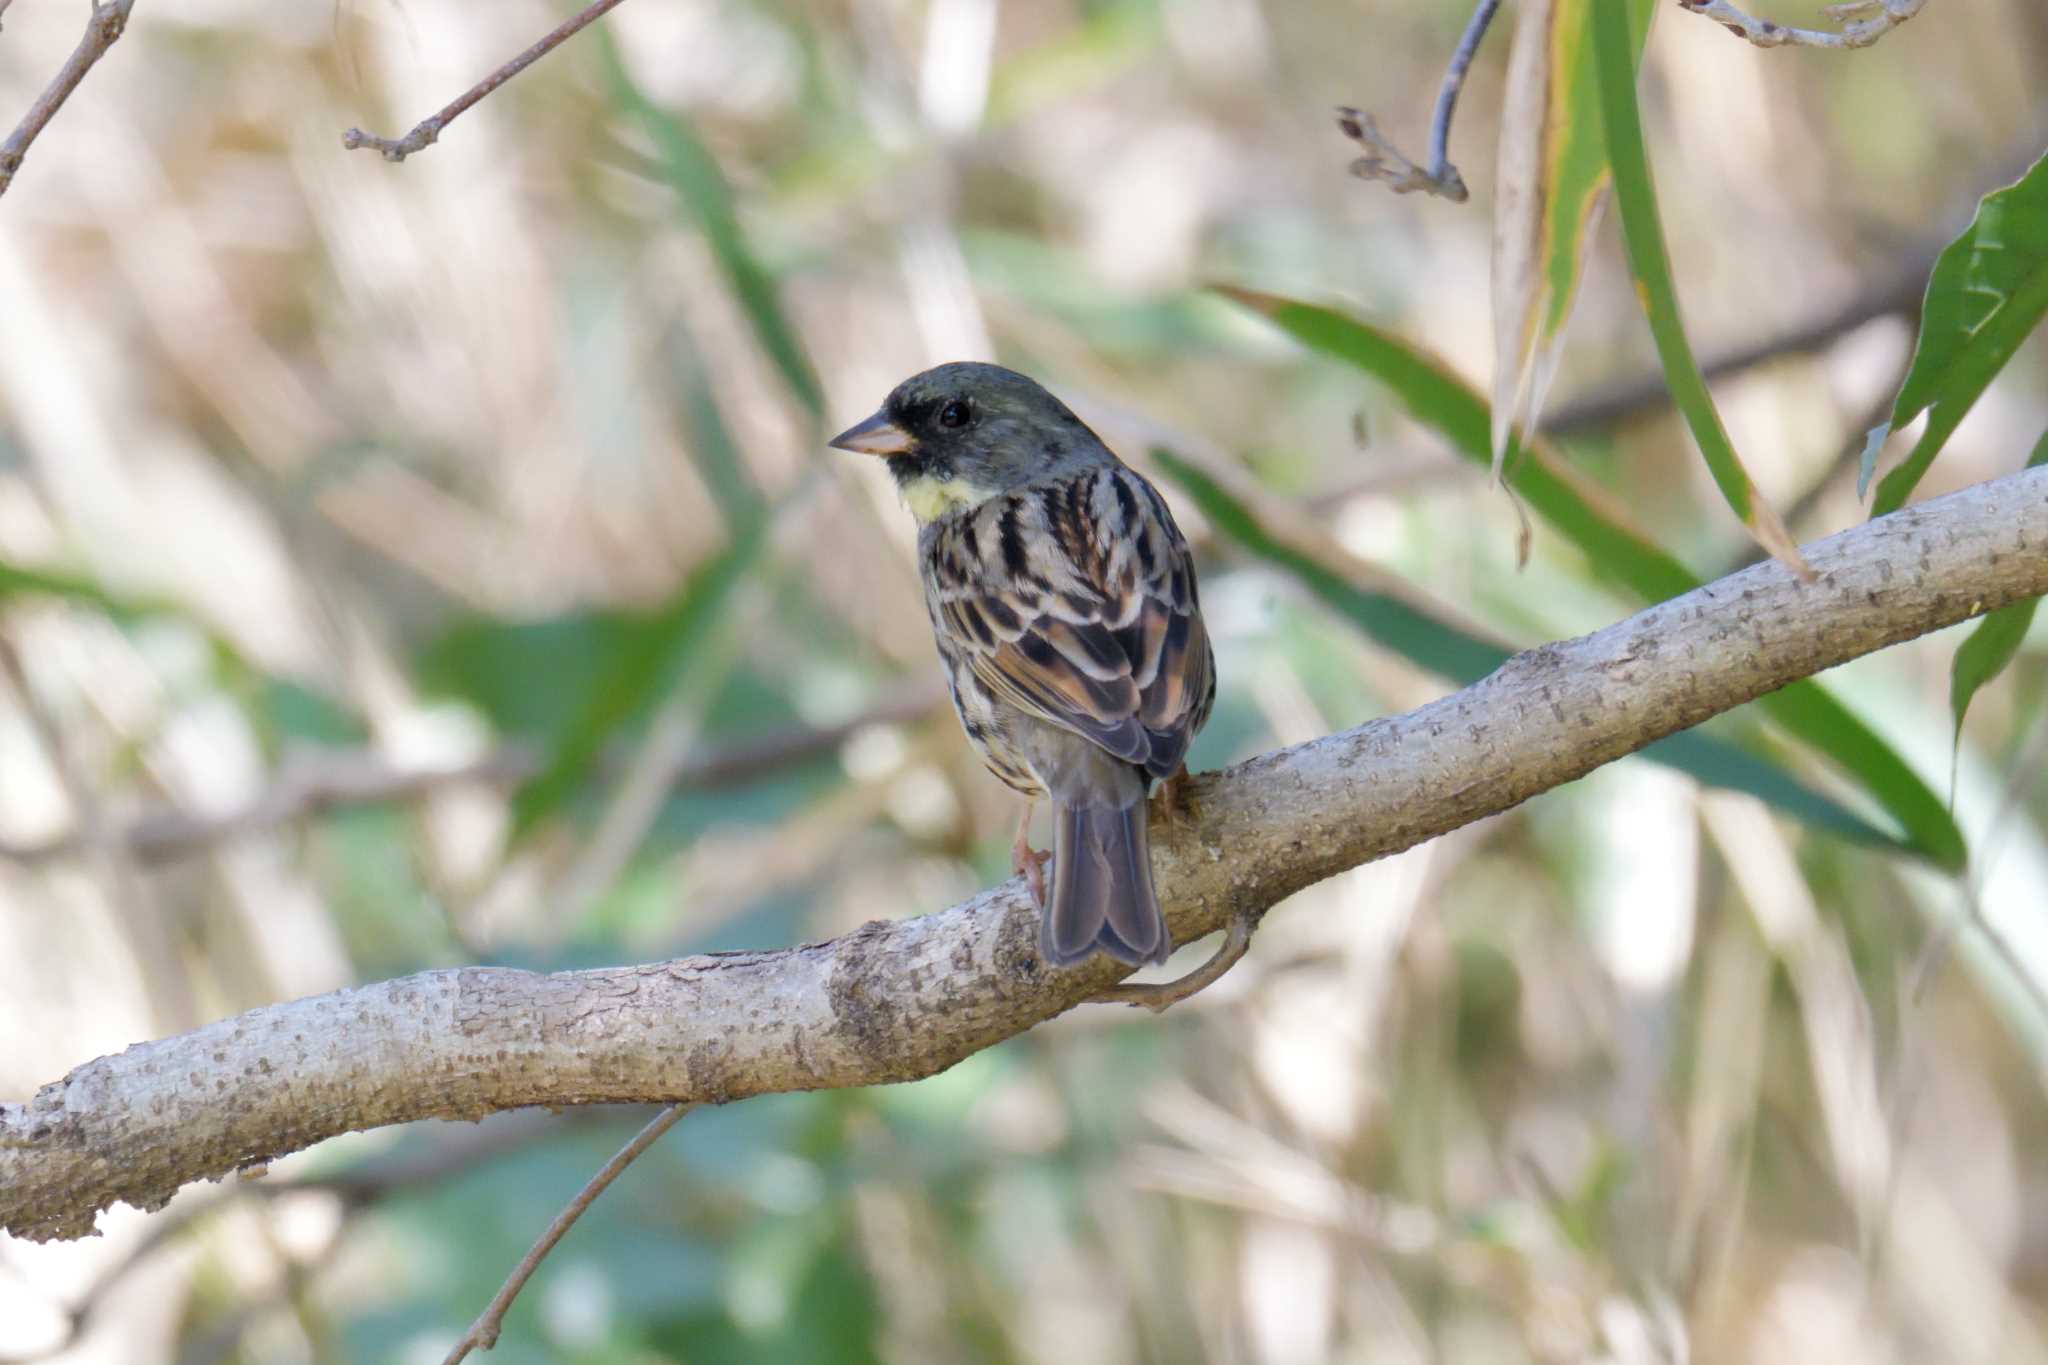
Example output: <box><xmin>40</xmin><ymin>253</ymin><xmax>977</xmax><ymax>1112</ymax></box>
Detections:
<box><xmin>1149</xmin><ymin>446</ymin><xmax>1899</xmax><ymax>849</ymax></box>
<box><xmin>1150</xmin><ymin>448</ymin><xmax>1507</xmax><ymax>682</ymax></box>
<box><xmin>510</xmin><ymin>516</ymin><xmax>769</xmax><ymax>841</ymax></box>
<box><xmin>597</xmin><ymin>29</ymin><xmax>825</xmax><ymax>422</ymax></box>
<box><xmin>1949</xmin><ymin>427</ymin><xmax>2048</xmax><ymax>739</ymax></box>
<box><xmin>1214</xmin><ymin>288</ymin><xmax>1699</xmax><ymax>603</ymax></box>
<box><xmin>1</xmin><ymin>559</ymin><xmax>189</xmax><ymax>623</ymax></box>
<box><xmin>421</xmin><ymin>611</ymin><xmax>646</xmax><ymax>742</ymax></box>
<box><xmin>1870</xmin><ymin>151</ymin><xmax>2048</xmax><ymax>516</ymax></box>
<box><xmin>1589</xmin><ymin>0</ymin><xmax>1807</xmax><ymax>575</ymax></box>
<box><xmin>1491</xmin><ymin>0</ymin><xmax>1655</xmax><ymax>475</ymax></box>
<box><xmin>1951</xmin><ymin>601</ymin><xmax>2039</xmax><ymax>737</ymax></box>
<box><xmin>1638</xmin><ymin>728</ymin><xmax>1900</xmax><ymax>851</ymax></box>
<box><xmin>0</xmin><ymin>557</ymin><xmax>253</xmax><ymax>677</ymax></box>
<box><xmin>1555</xmin><ymin>1141</ymin><xmax>1627</xmax><ymax>1254</ymax></box>
<box><xmin>1215</xmin><ymin>289</ymin><xmax>1967</xmax><ymax>867</ymax></box>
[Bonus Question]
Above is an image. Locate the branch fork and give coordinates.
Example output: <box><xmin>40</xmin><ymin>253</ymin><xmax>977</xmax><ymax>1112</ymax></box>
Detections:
<box><xmin>1337</xmin><ymin>0</ymin><xmax>1503</xmax><ymax>204</ymax></box>
<box><xmin>1677</xmin><ymin>0</ymin><xmax>1926</xmax><ymax>50</ymax></box>
<box><xmin>340</xmin><ymin>0</ymin><xmax>632</xmax><ymax>163</ymax></box>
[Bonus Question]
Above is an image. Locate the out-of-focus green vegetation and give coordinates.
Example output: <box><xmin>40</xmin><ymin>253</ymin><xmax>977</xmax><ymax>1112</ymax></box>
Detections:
<box><xmin>0</xmin><ymin>0</ymin><xmax>2044</xmax><ymax>1360</ymax></box>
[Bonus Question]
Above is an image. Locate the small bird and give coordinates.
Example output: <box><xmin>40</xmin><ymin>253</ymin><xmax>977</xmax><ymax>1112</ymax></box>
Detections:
<box><xmin>830</xmin><ymin>363</ymin><xmax>1215</xmax><ymax>967</ymax></box>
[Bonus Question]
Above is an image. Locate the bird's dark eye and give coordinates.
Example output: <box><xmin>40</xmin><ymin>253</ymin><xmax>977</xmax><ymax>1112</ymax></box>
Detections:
<box><xmin>938</xmin><ymin>399</ymin><xmax>971</xmax><ymax>429</ymax></box>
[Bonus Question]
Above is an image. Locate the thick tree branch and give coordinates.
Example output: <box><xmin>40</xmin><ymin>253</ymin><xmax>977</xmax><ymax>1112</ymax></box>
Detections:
<box><xmin>4</xmin><ymin>467</ymin><xmax>2044</xmax><ymax>1243</ymax></box>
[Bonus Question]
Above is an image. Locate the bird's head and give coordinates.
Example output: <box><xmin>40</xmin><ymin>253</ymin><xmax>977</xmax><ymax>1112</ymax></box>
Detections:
<box><xmin>829</xmin><ymin>362</ymin><xmax>1098</xmax><ymax>523</ymax></box>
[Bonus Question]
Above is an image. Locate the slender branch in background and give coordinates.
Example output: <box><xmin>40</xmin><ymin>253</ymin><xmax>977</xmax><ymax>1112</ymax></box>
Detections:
<box><xmin>5</xmin><ymin>464</ymin><xmax>2044</xmax><ymax>1246</ymax></box>
<box><xmin>0</xmin><ymin>635</ymin><xmax>195</xmax><ymax>1031</ymax></box>
<box><xmin>1337</xmin><ymin>0</ymin><xmax>1504</xmax><ymax>202</ymax></box>
<box><xmin>0</xmin><ymin>686</ymin><xmax>945</xmax><ymax>868</ymax></box>
<box><xmin>1541</xmin><ymin>131</ymin><xmax>2042</xmax><ymax>437</ymax></box>
<box><xmin>0</xmin><ymin>0</ymin><xmax>137</xmax><ymax>200</ymax></box>
<box><xmin>1678</xmin><ymin>0</ymin><xmax>1925</xmax><ymax>50</ymax></box>
<box><xmin>282</xmin><ymin>1106</ymin><xmax>650</xmax><ymax>1206</ymax></box>
<box><xmin>341</xmin><ymin>0</ymin><xmax>633</xmax><ymax>161</ymax></box>
<box><xmin>1542</xmin><ymin>260</ymin><xmax>1930</xmax><ymax>436</ymax></box>
<box><xmin>441</xmin><ymin>1104</ymin><xmax>691</xmax><ymax>1365</ymax></box>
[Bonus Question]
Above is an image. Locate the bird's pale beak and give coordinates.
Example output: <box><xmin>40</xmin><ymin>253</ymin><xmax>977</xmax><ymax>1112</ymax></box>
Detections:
<box><xmin>828</xmin><ymin>409</ymin><xmax>916</xmax><ymax>457</ymax></box>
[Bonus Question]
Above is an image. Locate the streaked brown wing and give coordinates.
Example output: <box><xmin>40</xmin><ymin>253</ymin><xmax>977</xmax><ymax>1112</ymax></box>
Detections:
<box><xmin>926</xmin><ymin>463</ymin><xmax>1213</xmax><ymax>782</ymax></box>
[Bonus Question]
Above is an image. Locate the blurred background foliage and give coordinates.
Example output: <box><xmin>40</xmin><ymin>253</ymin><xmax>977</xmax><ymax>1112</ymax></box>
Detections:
<box><xmin>1</xmin><ymin>0</ymin><xmax>2046</xmax><ymax>1360</ymax></box>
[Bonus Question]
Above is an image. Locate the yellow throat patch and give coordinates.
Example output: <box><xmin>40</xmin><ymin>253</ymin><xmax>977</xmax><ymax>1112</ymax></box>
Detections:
<box><xmin>898</xmin><ymin>474</ymin><xmax>991</xmax><ymax>525</ymax></box>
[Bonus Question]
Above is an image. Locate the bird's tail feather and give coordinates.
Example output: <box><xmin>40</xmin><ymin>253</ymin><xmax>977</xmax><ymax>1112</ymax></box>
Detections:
<box><xmin>1043</xmin><ymin>801</ymin><xmax>1169</xmax><ymax>967</ymax></box>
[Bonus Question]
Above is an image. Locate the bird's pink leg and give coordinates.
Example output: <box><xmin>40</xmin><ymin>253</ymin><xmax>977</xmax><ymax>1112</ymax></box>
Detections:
<box><xmin>1010</xmin><ymin>800</ymin><xmax>1051</xmax><ymax>907</ymax></box>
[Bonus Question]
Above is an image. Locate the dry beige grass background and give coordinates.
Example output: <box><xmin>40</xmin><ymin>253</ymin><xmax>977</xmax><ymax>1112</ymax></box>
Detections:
<box><xmin>1</xmin><ymin>0</ymin><xmax>2046</xmax><ymax>1359</ymax></box>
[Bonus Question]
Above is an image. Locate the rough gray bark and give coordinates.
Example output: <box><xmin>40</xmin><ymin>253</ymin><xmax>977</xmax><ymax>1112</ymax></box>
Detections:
<box><xmin>4</xmin><ymin>466</ymin><xmax>2045</xmax><ymax>1243</ymax></box>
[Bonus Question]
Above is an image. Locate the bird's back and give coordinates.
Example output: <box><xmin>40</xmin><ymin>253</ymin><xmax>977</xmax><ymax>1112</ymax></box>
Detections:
<box><xmin>919</xmin><ymin>459</ymin><xmax>1214</xmax><ymax>788</ymax></box>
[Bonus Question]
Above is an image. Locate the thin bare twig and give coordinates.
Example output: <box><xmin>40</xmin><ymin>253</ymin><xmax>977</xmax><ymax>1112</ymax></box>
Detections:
<box><xmin>0</xmin><ymin>1109</ymin><xmax>632</xmax><ymax>1365</ymax></box>
<box><xmin>441</xmin><ymin>1104</ymin><xmax>691</xmax><ymax>1364</ymax></box>
<box><xmin>0</xmin><ymin>0</ymin><xmax>137</xmax><ymax>200</ymax></box>
<box><xmin>1337</xmin><ymin>0</ymin><xmax>1504</xmax><ymax>203</ymax></box>
<box><xmin>1677</xmin><ymin>0</ymin><xmax>1925</xmax><ymax>49</ymax></box>
<box><xmin>342</xmin><ymin>0</ymin><xmax>633</xmax><ymax>161</ymax></box>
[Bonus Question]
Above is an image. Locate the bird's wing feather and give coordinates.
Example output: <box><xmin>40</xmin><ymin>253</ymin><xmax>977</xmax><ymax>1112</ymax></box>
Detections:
<box><xmin>926</xmin><ymin>463</ymin><xmax>1213</xmax><ymax>781</ymax></box>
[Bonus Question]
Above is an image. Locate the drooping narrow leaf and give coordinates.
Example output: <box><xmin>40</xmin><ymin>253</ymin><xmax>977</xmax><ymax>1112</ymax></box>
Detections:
<box><xmin>1949</xmin><ymin>427</ymin><xmax>2048</xmax><ymax>741</ymax></box>
<box><xmin>1490</xmin><ymin>0</ymin><xmax>1654</xmax><ymax>479</ymax></box>
<box><xmin>1216</xmin><ymin>286</ymin><xmax>1700</xmax><ymax>604</ymax></box>
<box><xmin>1951</xmin><ymin>601</ymin><xmax>2039</xmax><ymax>740</ymax></box>
<box><xmin>596</xmin><ymin>30</ymin><xmax>825</xmax><ymax>422</ymax></box>
<box><xmin>1589</xmin><ymin>0</ymin><xmax>1809</xmax><ymax>577</ymax></box>
<box><xmin>1216</xmin><ymin>288</ymin><xmax>1966</xmax><ymax>867</ymax></box>
<box><xmin>1151</xmin><ymin>446</ymin><xmax>1900</xmax><ymax>848</ymax></box>
<box><xmin>1151</xmin><ymin>447</ymin><xmax>1509</xmax><ymax>683</ymax></box>
<box><xmin>1868</xmin><ymin>152</ymin><xmax>2048</xmax><ymax>516</ymax></box>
